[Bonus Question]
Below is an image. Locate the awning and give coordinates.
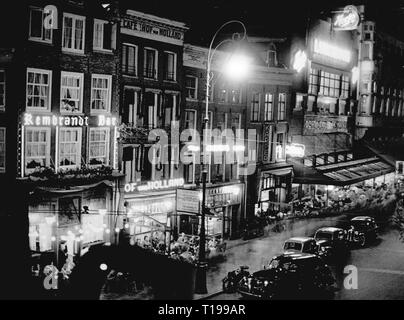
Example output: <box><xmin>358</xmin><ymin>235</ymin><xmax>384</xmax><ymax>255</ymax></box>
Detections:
<box><xmin>34</xmin><ymin>180</ymin><xmax>114</xmax><ymax>195</ymax></box>
<box><xmin>291</xmin><ymin>157</ymin><xmax>394</xmax><ymax>186</ymax></box>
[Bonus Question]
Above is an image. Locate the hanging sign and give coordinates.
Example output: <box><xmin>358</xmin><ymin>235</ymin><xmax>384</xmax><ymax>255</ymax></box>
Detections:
<box><xmin>332</xmin><ymin>5</ymin><xmax>361</xmax><ymax>31</ymax></box>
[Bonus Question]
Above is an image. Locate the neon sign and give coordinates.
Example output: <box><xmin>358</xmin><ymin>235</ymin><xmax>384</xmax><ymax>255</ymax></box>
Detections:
<box><xmin>124</xmin><ymin>178</ymin><xmax>185</xmax><ymax>193</ymax></box>
<box><xmin>333</xmin><ymin>5</ymin><xmax>361</xmax><ymax>31</ymax></box>
<box><xmin>23</xmin><ymin>113</ymin><xmax>117</xmax><ymax>127</ymax></box>
<box><xmin>293</xmin><ymin>50</ymin><xmax>307</xmax><ymax>73</ymax></box>
<box><xmin>313</xmin><ymin>39</ymin><xmax>351</xmax><ymax>63</ymax></box>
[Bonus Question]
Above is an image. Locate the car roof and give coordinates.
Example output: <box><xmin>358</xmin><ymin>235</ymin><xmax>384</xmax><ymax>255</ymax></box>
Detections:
<box><xmin>285</xmin><ymin>237</ymin><xmax>315</xmax><ymax>243</ymax></box>
<box><xmin>316</xmin><ymin>227</ymin><xmax>343</xmax><ymax>233</ymax></box>
<box><xmin>351</xmin><ymin>216</ymin><xmax>373</xmax><ymax>221</ymax></box>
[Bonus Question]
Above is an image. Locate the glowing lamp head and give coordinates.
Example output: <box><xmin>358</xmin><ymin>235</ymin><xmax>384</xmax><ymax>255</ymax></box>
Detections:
<box><xmin>223</xmin><ymin>53</ymin><xmax>251</xmax><ymax>81</ymax></box>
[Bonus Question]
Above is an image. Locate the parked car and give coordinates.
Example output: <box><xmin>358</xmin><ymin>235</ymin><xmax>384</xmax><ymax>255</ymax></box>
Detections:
<box><xmin>347</xmin><ymin>216</ymin><xmax>378</xmax><ymax>247</ymax></box>
<box><xmin>237</xmin><ymin>253</ymin><xmax>335</xmax><ymax>299</ymax></box>
<box><xmin>314</xmin><ymin>227</ymin><xmax>349</xmax><ymax>261</ymax></box>
<box><xmin>222</xmin><ymin>266</ymin><xmax>250</xmax><ymax>293</ymax></box>
<box><xmin>283</xmin><ymin>237</ymin><xmax>318</xmax><ymax>255</ymax></box>
<box><xmin>242</xmin><ymin>217</ymin><xmax>265</xmax><ymax>240</ymax></box>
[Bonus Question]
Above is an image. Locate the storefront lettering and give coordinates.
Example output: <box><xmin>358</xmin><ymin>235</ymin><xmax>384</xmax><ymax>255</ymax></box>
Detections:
<box><xmin>124</xmin><ymin>178</ymin><xmax>185</xmax><ymax>193</ymax></box>
<box><xmin>121</xmin><ymin>17</ymin><xmax>184</xmax><ymax>41</ymax></box>
<box><xmin>313</xmin><ymin>39</ymin><xmax>351</xmax><ymax>63</ymax></box>
<box><xmin>23</xmin><ymin>113</ymin><xmax>89</xmax><ymax>127</ymax></box>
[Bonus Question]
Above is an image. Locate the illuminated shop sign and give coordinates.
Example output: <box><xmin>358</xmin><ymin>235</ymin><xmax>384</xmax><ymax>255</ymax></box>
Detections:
<box><xmin>286</xmin><ymin>143</ymin><xmax>305</xmax><ymax>158</ymax></box>
<box><xmin>313</xmin><ymin>39</ymin><xmax>351</xmax><ymax>63</ymax></box>
<box><xmin>333</xmin><ymin>5</ymin><xmax>361</xmax><ymax>31</ymax></box>
<box><xmin>23</xmin><ymin>113</ymin><xmax>117</xmax><ymax>127</ymax></box>
<box><xmin>292</xmin><ymin>50</ymin><xmax>307</xmax><ymax>73</ymax></box>
<box><xmin>124</xmin><ymin>178</ymin><xmax>185</xmax><ymax>193</ymax></box>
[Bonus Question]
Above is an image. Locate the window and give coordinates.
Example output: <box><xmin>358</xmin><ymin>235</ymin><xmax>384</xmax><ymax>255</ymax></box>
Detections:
<box><xmin>122</xmin><ymin>44</ymin><xmax>138</xmax><ymax>75</ymax></box>
<box><xmin>163</xmin><ymin>93</ymin><xmax>178</xmax><ymax>127</ymax></box>
<box><xmin>29</xmin><ymin>7</ymin><xmax>52</xmax><ymax>43</ymax></box>
<box><xmin>89</xmin><ymin>128</ymin><xmax>110</xmax><ymax>166</ymax></box>
<box><xmin>186</xmin><ymin>75</ymin><xmax>197</xmax><ymax>100</ymax></box>
<box><xmin>60</xmin><ymin>72</ymin><xmax>83</xmax><ymax>113</ymax></box>
<box><xmin>264</xmin><ymin>93</ymin><xmax>273</xmax><ymax>121</ymax></box>
<box><xmin>62</xmin><ymin>13</ymin><xmax>85</xmax><ymax>53</ymax></box>
<box><xmin>251</xmin><ymin>92</ymin><xmax>260</xmax><ymax>122</ymax></box>
<box><xmin>123</xmin><ymin>87</ymin><xmax>140</xmax><ymax>125</ymax></box>
<box><xmin>341</xmin><ymin>76</ymin><xmax>350</xmax><ymax>99</ymax></box>
<box><xmin>0</xmin><ymin>128</ymin><xmax>5</xmax><ymax>172</ymax></box>
<box><xmin>143</xmin><ymin>48</ymin><xmax>158</xmax><ymax>79</ymax></box>
<box><xmin>219</xmin><ymin>83</ymin><xmax>228</xmax><ymax>103</ymax></box>
<box><xmin>25</xmin><ymin>127</ymin><xmax>51</xmax><ymax>172</ymax></box>
<box><xmin>230</xmin><ymin>88</ymin><xmax>242</xmax><ymax>104</ymax></box>
<box><xmin>26</xmin><ymin>68</ymin><xmax>52</xmax><ymax>111</ymax></box>
<box><xmin>319</xmin><ymin>71</ymin><xmax>340</xmax><ymax>97</ymax></box>
<box><xmin>185</xmin><ymin>109</ymin><xmax>197</xmax><ymax>130</ymax></box>
<box><xmin>231</xmin><ymin>113</ymin><xmax>241</xmax><ymax>131</ymax></box>
<box><xmin>0</xmin><ymin>70</ymin><xmax>5</xmax><ymax>111</ymax></box>
<box><xmin>144</xmin><ymin>91</ymin><xmax>158</xmax><ymax>129</ymax></box>
<box><xmin>278</xmin><ymin>93</ymin><xmax>286</xmax><ymax>121</ymax></box>
<box><xmin>309</xmin><ymin>68</ymin><xmax>319</xmax><ymax>94</ymax></box>
<box><xmin>93</xmin><ymin>19</ymin><xmax>112</xmax><ymax>51</ymax></box>
<box><xmin>164</xmin><ymin>52</ymin><xmax>176</xmax><ymax>81</ymax></box>
<box><xmin>276</xmin><ymin>133</ymin><xmax>285</xmax><ymax>160</ymax></box>
<box><xmin>91</xmin><ymin>74</ymin><xmax>112</xmax><ymax>113</ymax></box>
<box><xmin>59</xmin><ymin>128</ymin><xmax>82</xmax><ymax>169</ymax></box>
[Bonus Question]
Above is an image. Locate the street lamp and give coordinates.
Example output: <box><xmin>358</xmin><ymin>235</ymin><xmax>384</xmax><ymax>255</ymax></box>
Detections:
<box><xmin>194</xmin><ymin>20</ymin><xmax>249</xmax><ymax>295</ymax></box>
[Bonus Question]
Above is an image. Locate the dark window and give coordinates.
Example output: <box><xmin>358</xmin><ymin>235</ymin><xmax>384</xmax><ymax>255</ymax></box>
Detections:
<box><xmin>122</xmin><ymin>44</ymin><xmax>137</xmax><ymax>75</ymax></box>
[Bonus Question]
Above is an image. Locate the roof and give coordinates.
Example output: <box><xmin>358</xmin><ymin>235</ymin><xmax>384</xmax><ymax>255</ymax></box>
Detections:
<box><xmin>285</xmin><ymin>237</ymin><xmax>314</xmax><ymax>243</ymax></box>
<box><xmin>351</xmin><ymin>216</ymin><xmax>373</xmax><ymax>221</ymax></box>
<box><xmin>276</xmin><ymin>252</ymin><xmax>318</xmax><ymax>261</ymax></box>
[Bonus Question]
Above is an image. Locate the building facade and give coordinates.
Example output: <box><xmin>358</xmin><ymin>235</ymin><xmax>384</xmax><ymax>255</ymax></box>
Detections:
<box><xmin>4</xmin><ymin>1</ymin><xmax>124</xmax><ymax>271</ymax></box>
<box><xmin>117</xmin><ymin>8</ymin><xmax>189</xmax><ymax>246</ymax></box>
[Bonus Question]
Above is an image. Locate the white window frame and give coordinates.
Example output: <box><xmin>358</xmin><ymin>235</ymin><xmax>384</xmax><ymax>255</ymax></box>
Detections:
<box><xmin>26</xmin><ymin>68</ymin><xmax>52</xmax><ymax>112</ymax></box>
<box><xmin>122</xmin><ymin>43</ymin><xmax>138</xmax><ymax>76</ymax></box>
<box><xmin>278</xmin><ymin>93</ymin><xmax>286</xmax><ymax>121</ymax></box>
<box><xmin>25</xmin><ymin>127</ymin><xmax>51</xmax><ymax>174</ymax></box>
<box><xmin>89</xmin><ymin>127</ymin><xmax>110</xmax><ymax>166</ymax></box>
<box><xmin>60</xmin><ymin>71</ymin><xmax>84</xmax><ymax>113</ymax></box>
<box><xmin>58</xmin><ymin>127</ymin><xmax>82</xmax><ymax>170</ymax></box>
<box><xmin>93</xmin><ymin>19</ymin><xmax>112</xmax><ymax>52</ymax></box>
<box><xmin>230</xmin><ymin>87</ymin><xmax>242</xmax><ymax>104</ymax></box>
<box><xmin>184</xmin><ymin>109</ymin><xmax>197</xmax><ymax>130</ymax></box>
<box><xmin>28</xmin><ymin>6</ymin><xmax>53</xmax><ymax>44</ymax></box>
<box><xmin>264</xmin><ymin>93</ymin><xmax>274</xmax><ymax>121</ymax></box>
<box><xmin>164</xmin><ymin>51</ymin><xmax>177</xmax><ymax>81</ymax></box>
<box><xmin>90</xmin><ymin>74</ymin><xmax>112</xmax><ymax>114</ymax></box>
<box><xmin>250</xmin><ymin>92</ymin><xmax>260</xmax><ymax>122</ymax></box>
<box><xmin>0</xmin><ymin>70</ymin><xmax>5</xmax><ymax>111</ymax></box>
<box><xmin>143</xmin><ymin>47</ymin><xmax>158</xmax><ymax>80</ymax></box>
<box><xmin>185</xmin><ymin>75</ymin><xmax>198</xmax><ymax>100</ymax></box>
<box><xmin>0</xmin><ymin>128</ymin><xmax>5</xmax><ymax>173</ymax></box>
<box><xmin>62</xmin><ymin>13</ymin><xmax>86</xmax><ymax>54</ymax></box>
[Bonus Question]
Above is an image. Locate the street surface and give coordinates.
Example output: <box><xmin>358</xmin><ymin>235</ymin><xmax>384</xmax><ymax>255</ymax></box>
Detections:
<box><xmin>203</xmin><ymin>213</ymin><xmax>404</xmax><ymax>300</ymax></box>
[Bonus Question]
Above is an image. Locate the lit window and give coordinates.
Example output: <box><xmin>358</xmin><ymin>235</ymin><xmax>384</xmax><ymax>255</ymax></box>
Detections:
<box><xmin>0</xmin><ymin>70</ymin><xmax>5</xmax><ymax>111</ymax></box>
<box><xmin>144</xmin><ymin>91</ymin><xmax>158</xmax><ymax>129</ymax></box>
<box><xmin>276</xmin><ymin>133</ymin><xmax>285</xmax><ymax>160</ymax></box>
<box><xmin>250</xmin><ymin>92</ymin><xmax>260</xmax><ymax>122</ymax></box>
<box><xmin>0</xmin><ymin>128</ymin><xmax>5</xmax><ymax>172</ymax></box>
<box><xmin>60</xmin><ymin>71</ymin><xmax>83</xmax><ymax>113</ymax></box>
<box><xmin>264</xmin><ymin>93</ymin><xmax>273</xmax><ymax>121</ymax></box>
<box><xmin>309</xmin><ymin>68</ymin><xmax>319</xmax><ymax>95</ymax></box>
<box><xmin>185</xmin><ymin>75</ymin><xmax>197</xmax><ymax>100</ymax></box>
<box><xmin>278</xmin><ymin>93</ymin><xmax>286</xmax><ymax>121</ymax></box>
<box><xmin>26</xmin><ymin>68</ymin><xmax>52</xmax><ymax>111</ymax></box>
<box><xmin>25</xmin><ymin>127</ymin><xmax>51</xmax><ymax>172</ymax></box>
<box><xmin>143</xmin><ymin>48</ymin><xmax>158</xmax><ymax>79</ymax></box>
<box><xmin>93</xmin><ymin>19</ymin><xmax>112</xmax><ymax>51</ymax></box>
<box><xmin>164</xmin><ymin>52</ymin><xmax>176</xmax><ymax>81</ymax></box>
<box><xmin>91</xmin><ymin>74</ymin><xmax>112</xmax><ymax>113</ymax></box>
<box><xmin>62</xmin><ymin>13</ymin><xmax>85</xmax><ymax>53</ymax></box>
<box><xmin>230</xmin><ymin>88</ymin><xmax>242</xmax><ymax>104</ymax></box>
<box><xmin>59</xmin><ymin>128</ymin><xmax>82</xmax><ymax>169</ymax></box>
<box><xmin>122</xmin><ymin>44</ymin><xmax>137</xmax><ymax>75</ymax></box>
<box><xmin>29</xmin><ymin>7</ymin><xmax>53</xmax><ymax>43</ymax></box>
<box><xmin>89</xmin><ymin>128</ymin><xmax>110</xmax><ymax>166</ymax></box>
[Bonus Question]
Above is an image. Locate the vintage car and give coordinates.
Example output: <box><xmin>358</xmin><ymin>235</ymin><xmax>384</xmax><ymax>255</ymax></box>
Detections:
<box><xmin>283</xmin><ymin>237</ymin><xmax>318</xmax><ymax>255</ymax></box>
<box><xmin>314</xmin><ymin>227</ymin><xmax>349</xmax><ymax>261</ymax></box>
<box><xmin>348</xmin><ymin>216</ymin><xmax>378</xmax><ymax>246</ymax></box>
<box><xmin>237</xmin><ymin>253</ymin><xmax>335</xmax><ymax>299</ymax></box>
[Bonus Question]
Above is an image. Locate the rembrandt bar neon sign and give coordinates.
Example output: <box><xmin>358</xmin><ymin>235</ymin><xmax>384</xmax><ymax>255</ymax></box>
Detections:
<box><xmin>23</xmin><ymin>113</ymin><xmax>117</xmax><ymax>127</ymax></box>
<box><xmin>313</xmin><ymin>39</ymin><xmax>351</xmax><ymax>63</ymax></box>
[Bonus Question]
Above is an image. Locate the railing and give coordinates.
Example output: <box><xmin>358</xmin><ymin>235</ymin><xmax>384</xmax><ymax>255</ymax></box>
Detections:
<box><xmin>143</xmin><ymin>68</ymin><xmax>157</xmax><ymax>79</ymax></box>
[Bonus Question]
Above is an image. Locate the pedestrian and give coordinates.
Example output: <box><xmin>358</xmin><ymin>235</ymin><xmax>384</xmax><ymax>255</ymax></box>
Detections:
<box><xmin>347</xmin><ymin>225</ymin><xmax>355</xmax><ymax>242</ymax></box>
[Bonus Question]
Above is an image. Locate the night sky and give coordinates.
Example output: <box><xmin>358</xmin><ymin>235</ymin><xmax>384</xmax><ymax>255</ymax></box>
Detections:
<box><xmin>119</xmin><ymin>0</ymin><xmax>404</xmax><ymax>44</ymax></box>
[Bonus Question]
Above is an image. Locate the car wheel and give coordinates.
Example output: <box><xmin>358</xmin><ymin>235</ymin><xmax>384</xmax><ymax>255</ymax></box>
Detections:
<box><xmin>360</xmin><ymin>235</ymin><xmax>366</xmax><ymax>247</ymax></box>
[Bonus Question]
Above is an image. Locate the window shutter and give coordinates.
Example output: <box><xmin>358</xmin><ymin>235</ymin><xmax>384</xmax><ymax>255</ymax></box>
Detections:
<box><xmin>103</xmin><ymin>23</ymin><xmax>112</xmax><ymax>50</ymax></box>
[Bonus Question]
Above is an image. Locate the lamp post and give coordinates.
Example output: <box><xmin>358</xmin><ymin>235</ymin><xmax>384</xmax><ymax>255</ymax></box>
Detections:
<box><xmin>194</xmin><ymin>20</ymin><xmax>248</xmax><ymax>295</ymax></box>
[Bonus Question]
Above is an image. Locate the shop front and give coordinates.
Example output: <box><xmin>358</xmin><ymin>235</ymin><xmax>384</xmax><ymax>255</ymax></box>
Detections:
<box><xmin>28</xmin><ymin>180</ymin><xmax>120</xmax><ymax>272</ymax></box>
<box><xmin>176</xmin><ymin>183</ymin><xmax>245</xmax><ymax>240</ymax></box>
